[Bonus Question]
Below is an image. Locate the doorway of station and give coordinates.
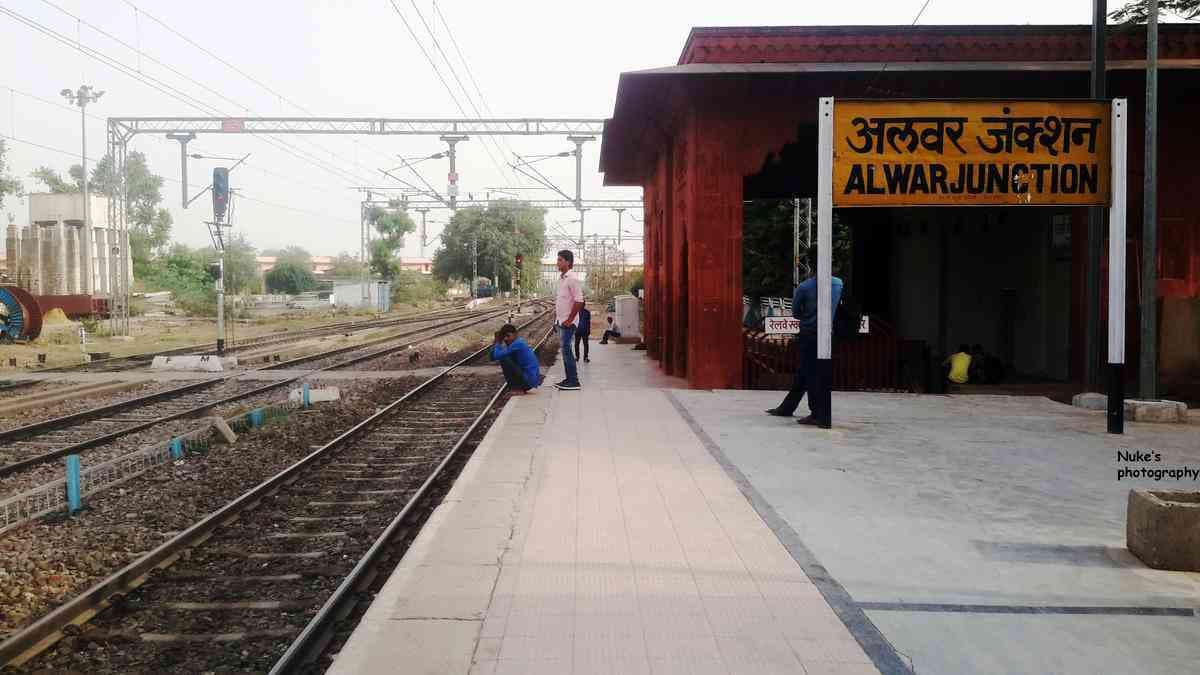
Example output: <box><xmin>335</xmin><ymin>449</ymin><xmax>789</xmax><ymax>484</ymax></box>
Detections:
<box><xmin>845</xmin><ymin>206</ymin><xmax>1079</xmax><ymax>401</ymax></box>
<box><xmin>742</xmin><ymin>196</ymin><xmax>1081</xmax><ymax>398</ymax></box>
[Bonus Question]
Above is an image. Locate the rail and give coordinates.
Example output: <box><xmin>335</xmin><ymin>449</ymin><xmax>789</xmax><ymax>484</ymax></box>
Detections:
<box><xmin>272</xmin><ymin>312</ymin><xmax>556</xmax><ymax>673</ymax></box>
<box><xmin>0</xmin><ymin>305</ymin><xmax>553</xmax><ymax>668</ymax></box>
<box><xmin>0</xmin><ymin>304</ymin><xmax>516</xmax><ymax>477</ymax></box>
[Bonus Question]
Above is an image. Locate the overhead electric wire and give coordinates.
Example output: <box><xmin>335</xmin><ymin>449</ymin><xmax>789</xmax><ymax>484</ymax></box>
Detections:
<box><xmin>386</xmin><ymin>0</ymin><xmax>513</xmax><ymax>189</ymax></box>
<box><xmin>431</xmin><ymin>2</ymin><xmax>521</xmax><ymax>166</ymax></box>
<box><xmin>3</xmin><ymin>84</ymin><xmax>106</xmax><ymax>122</ymax></box>
<box><xmin>407</xmin><ymin>0</ymin><xmax>515</xmax><ymax>186</ymax></box>
<box><xmin>4</xmin><ymin>4</ymin><xmax>379</xmax><ymax>189</ymax></box>
<box><xmin>83</xmin><ymin>0</ymin><xmax>393</xmax><ymax>182</ymax></box>
<box><xmin>0</xmin><ymin>130</ymin><xmax>355</xmax><ymax>225</ymax></box>
<box><xmin>121</xmin><ymin>0</ymin><xmax>403</xmax><ymax>174</ymax></box>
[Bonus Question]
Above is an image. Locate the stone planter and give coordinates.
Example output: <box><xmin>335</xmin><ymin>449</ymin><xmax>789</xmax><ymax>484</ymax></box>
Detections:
<box><xmin>1127</xmin><ymin>490</ymin><xmax>1200</xmax><ymax>571</ymax></box>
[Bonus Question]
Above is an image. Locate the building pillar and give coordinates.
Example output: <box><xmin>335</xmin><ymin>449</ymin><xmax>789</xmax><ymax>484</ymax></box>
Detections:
<box><xmin>643</xmin><ymin>180</ymin><xmax>660</xmax><ymax>361</ymax></box>
<box><xmin>65</xmin><ymin>222</ymin><xmax>80</xmax><ymax>294</ymax></box>
<box><xmin>5</xmin><ymin>223</ymin><xmax>18</xmax><ymax>285</ymax></box>
<box><xmin>662</xmin><ymin>137</ymin><xmax>680</xmax><ymax>377</ymax></box>
<box><xmin>39</xmin><ymin>225</ymin><xmax>55</xmax><ymax>294</ymax></box>
<box><xmin>22</xmin><ymin>225</ymin><xmax>40</xmax><ymax>292</ymax></box>
<box><xmin>685</xmin><ymin>109</ymin><xmax>746</xmax><ymax>389</ymax></box>
<box><xmin>96</xmin><ymin>227</ymin><xmax>110</xmax><ymax>295</ymax></box>
<box><xmin>54</xmin><ymin>220</ymin><xmax>68</xmax><ymax>294</ymax></box>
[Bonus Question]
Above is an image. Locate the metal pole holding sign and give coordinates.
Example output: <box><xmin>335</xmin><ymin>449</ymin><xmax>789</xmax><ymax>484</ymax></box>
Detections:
<box><xmin>1108</xmin><ymin>99</ymin><xmax>1128</xmax><ymax>434</ymax></box>
<box><xmin>815</xmin><ymin>97</ymin><xmax>835</xmax><ymax>429</ymax></box>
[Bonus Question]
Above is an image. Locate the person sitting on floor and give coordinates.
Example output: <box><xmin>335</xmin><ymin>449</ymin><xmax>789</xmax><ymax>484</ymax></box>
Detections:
<box><xmin>944</xmin><ymin>344</ymin><xmax>973</xmax><ymax>384</ymax></box>
<box><xmin>598</xmin><ymin>316</ymin><xmax>621</xmax><ymax>344</ymax></box>
<box><xmin>491</xmin><ymin>323</ymin><xmax>543</xmax><ymax>395</ymax></box>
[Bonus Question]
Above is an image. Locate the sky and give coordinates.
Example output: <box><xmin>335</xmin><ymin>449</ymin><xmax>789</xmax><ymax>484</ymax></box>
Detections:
<box><xmin>0</xmin><ymin>0</ymin><xmax>1129</xmax><ymax>265</ymax></box>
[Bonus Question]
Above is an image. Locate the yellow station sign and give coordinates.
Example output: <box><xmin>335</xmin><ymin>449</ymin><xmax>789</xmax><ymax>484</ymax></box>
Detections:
<box><xmin>833</xmin><ymin>100</ymin><xmax>1111</xmax><ymax>207</ymax></box>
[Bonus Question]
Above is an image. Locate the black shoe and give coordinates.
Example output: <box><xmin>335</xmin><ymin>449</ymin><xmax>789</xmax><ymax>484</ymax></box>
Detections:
<box><xmin>584</xmin><ymin>357</ymin><xmax>590</xmax><ymax>362</ymax></box>
<box><xmin>555</xmin><ymin>381</ymin><xmax>581</xmax><ymax>391</ymax></box>
<box><xmin>765</xmin><ymin>408</ymin><xmax>791</xmax><ymax>417</ymax></box>
<box><xmin>796</xmin><ymin>415</ymin><xmax>820</xmax><ymax>426</ymax></box>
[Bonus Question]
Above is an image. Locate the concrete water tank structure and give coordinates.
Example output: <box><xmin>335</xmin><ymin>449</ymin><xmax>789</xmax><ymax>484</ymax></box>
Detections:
<box><xmin>8</xmin><ymin>193</ymin><xmax>130</xmax><ymax>297</ymax></box>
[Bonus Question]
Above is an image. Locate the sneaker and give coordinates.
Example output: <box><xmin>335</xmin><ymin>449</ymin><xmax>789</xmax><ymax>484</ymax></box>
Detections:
<box><xmin>555</xmin><ymin>381</ymin><xmax>581</xmax><ymax>391</ymax></box>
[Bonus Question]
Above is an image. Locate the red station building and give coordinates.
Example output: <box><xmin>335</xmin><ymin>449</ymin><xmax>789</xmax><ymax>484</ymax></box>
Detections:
<box><xmin>600</xmin><ymin>24</ymin><xmax>1200</xmax><ymax>396</ymax></box>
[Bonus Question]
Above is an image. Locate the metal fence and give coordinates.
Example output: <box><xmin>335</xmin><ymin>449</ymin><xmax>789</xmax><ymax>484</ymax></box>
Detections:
<box><xmin>0</xmin><ymin>401</ymin><xmax>300</xmax><ymax>534</ymax></box>
<box><xmin>743</xmin><ymin>316</ymin><xmax>927</xmax><ymax>392</ymax></box>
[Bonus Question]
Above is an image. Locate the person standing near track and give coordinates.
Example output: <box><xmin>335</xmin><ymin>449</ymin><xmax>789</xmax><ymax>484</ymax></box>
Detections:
<box><xmin>574</xmin><ymin>301</ymin><xmax>591</xmax><ymax>363</ymax></box>
<box><xmin>554</xmin><ymin>249</ymin><xmax>584</xmax><ymax>390</ymax></box>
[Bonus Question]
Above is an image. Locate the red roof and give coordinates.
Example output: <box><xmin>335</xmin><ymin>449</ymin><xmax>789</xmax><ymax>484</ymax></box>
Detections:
<box><xmin>678</xmin><ymin>24</ymin><xmax>1200</xmax><ymax>65</ymax></box>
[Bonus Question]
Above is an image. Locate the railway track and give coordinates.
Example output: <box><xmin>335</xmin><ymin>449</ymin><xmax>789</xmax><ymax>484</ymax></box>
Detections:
<box><xmin>12</xmin><ymin>303</ymin><xmax>475</xmax><ymax>378</ymax></box>
<box><xmin>0</xmin><ymin>304</ymin><xmax>522</xmax><ymax>478</ymax></box>
<box><xmin>0</xmin><ymin>311</ymin><xmax>555</xmax><ymax>673</ymax></box>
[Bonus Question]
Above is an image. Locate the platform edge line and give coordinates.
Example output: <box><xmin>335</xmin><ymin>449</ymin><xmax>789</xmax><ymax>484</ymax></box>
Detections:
<box><xmin>664</xmin><ymin>390</ymin><xmax>914</xmax><ymax>675</ymax></box>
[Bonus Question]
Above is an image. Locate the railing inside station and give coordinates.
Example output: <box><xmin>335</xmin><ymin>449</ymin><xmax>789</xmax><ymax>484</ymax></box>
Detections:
<box><xmin>742</xmin><ymin>314</ymin><xmax>930</xmax><ymax>392</ymax></box>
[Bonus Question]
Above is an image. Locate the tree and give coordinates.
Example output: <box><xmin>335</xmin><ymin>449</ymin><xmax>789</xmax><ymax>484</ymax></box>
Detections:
<box><xmin>261</xmin><ymin>245</ymin><xmax>311</xmax><ymax>266</ymax></box>
<box><xmin>432</xmin><ymin>201</ymin><xmax>547</xmax><ymax>294</ymax></box>
<box><xmin>202</xmin><ymin>233</ymin><xmax>258</xmax><ymax>295</ymax></box>
<box><xmin>367</xmin><ymin>204</ymin><xmax>415</xmax><ymax>280</ymax></box>
<box><xmin>1111</xmin><ymin>0</ymin><xmax>1199</xmax><ymax>22</ymax></box>
<box><xmin>139</xmin><ymin>244</ymin><xmax>216</xmax><ymax>316</ymax></box>
<box><xmin>329</xmin><ymin>251</ymin><xmax>367</xmax><ymax>279</ymax></box>
<box><xmin>742</xmin><ymin>199</ymin><xmax>851</xmax><ymax>300</ymax></box>
<box><xmin>0</xmin><ymin>141</ymin><xmax>23</xmax><ymax>210</ymax></box>
<box><xmin>90</xmin><ymin>151</ymin><xmax>173</xmax><ymax>275</ymax></box>
<box><xmin>265</xmin><ymin>260</ymin><xmax>317</xmax><ymax>294</ymax></box>
<box><xmin>30</xmin><ymin>165</ymin><xmax>82</xmax><ymax>193</ymax></box>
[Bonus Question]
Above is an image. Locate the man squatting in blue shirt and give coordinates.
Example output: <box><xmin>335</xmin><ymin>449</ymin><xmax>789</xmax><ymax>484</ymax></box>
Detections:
<box><xmin>491</xmin><ymin>323</ymin><xmax>543</xmax><ymax>395</ymax></box>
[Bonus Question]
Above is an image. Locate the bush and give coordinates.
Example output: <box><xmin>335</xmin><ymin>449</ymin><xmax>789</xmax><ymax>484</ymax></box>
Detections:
<box><xmin>265</xmin><ymin>261</ymin><xmax>317</xmax><ymax>295</ymax></box>
<box><xmin>391</xmin><ymin>270</ymin><xmax>448</xmax><ymax>306</ymax></box>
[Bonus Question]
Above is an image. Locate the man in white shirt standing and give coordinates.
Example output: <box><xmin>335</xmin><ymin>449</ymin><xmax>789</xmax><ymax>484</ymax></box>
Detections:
<box><xmin>554</xmin><ymin>249</ymin><xmax>584</xmax><ymax>390</ymax></box>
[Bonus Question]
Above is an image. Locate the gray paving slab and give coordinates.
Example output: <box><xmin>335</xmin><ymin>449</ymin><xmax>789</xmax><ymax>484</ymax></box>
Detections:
<box><xmin>330</xmin><ymin>341</ymin><xmax>880</xmax><ymax>675</ymax></box>
<box><xmin>672</xmin><ymin>389</ymin><xmax>1200</xmax><ymax>675</ymax></box>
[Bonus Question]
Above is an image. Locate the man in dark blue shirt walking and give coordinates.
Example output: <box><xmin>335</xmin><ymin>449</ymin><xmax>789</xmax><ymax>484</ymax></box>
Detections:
<box><xmin>491</xmin><ymin>324</ymin><xmax>543</xmax><ymax>395</ymax></box>
<box><xmin>766</xmin><ymin>261</ymin><xmax>843</xmax><ymax>426</ymax></box>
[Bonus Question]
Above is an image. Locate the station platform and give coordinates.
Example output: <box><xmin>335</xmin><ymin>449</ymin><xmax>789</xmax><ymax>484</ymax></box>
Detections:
<box><xmin>329</xmin><ymin>336</ymin><xmax>1200</xmax><ymax>675</ymax></box>
<box><xmin>328</xmin><ymin>339</ymin><xmax>881</xmax><ymax>675</ymax></box>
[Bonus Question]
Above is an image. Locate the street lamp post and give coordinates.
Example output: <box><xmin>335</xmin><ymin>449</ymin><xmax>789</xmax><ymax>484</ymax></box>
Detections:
<box><xmin>61</xmin><ymin>85</ymin><xmax>103</xmax><ymax>296</ymax></box>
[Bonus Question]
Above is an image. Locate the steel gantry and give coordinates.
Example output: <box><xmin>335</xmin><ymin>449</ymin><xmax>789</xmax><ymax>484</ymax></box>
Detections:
<box><xmin>101</xmin><ymin>116</ymin><xmax>618</xmax><ymax>335</ymax></box>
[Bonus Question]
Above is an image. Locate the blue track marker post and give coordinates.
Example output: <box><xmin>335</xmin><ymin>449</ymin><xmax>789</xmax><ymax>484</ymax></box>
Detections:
<box><xmin>303</xmin><ymin>383</ymin><xmax>311</xmax><ymax>409</ymax></box>
<box><xmin>66</xmin><ymin>455</ymin><xmax>82</xmax><ymax>513</ymax></box>
<box><xmin>170</xmin><ymin>438</ymin><xmax>184</xmax><ymax>460</ymax></box>
<box><xmin>250</xmin><ymin>408</ymin><xmax>264</xmax><ymax>428</ymax></box>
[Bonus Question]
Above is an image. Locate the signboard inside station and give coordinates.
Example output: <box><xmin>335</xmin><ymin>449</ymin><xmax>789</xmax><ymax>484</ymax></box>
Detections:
<box><xmin>833</xmin><ymin>100</ymin><xmax>1111</xmax><ymax>207</ymax></box>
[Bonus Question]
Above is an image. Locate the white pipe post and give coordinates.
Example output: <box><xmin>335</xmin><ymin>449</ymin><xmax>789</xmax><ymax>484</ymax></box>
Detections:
<box><xmin>1108</xmin><ymin>99</ymin><xmax>1128</xmax><ymax>434</ymax></box>
<box><xmin>816</xmin><ymin>97</ymin><xmax>835</xmax><ymax>428</ymax></box>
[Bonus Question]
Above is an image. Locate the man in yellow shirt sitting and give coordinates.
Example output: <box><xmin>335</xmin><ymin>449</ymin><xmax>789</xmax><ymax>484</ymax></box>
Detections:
<box><xmin>944</xmin><ymin>344</ymin><xmax>973</xmax><ymax>384</ymax></box>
